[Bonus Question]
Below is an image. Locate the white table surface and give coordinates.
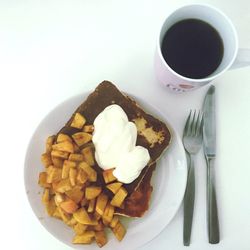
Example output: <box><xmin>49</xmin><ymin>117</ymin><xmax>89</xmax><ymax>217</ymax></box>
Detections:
<box><xmin>1</xmin><ymin>0</ymin><xmax>250</xmax><ymax>249</ymax></box>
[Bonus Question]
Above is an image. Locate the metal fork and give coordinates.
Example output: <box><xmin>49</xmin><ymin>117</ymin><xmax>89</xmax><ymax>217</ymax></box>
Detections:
<box><xmin>183</xmin><ymin>110</ymin><xmax>203</xmax><ymax>246</ymax></box>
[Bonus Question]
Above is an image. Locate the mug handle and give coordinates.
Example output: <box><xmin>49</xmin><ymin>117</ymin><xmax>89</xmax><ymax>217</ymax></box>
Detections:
<box><xmin>230</xmin><ymin>48</ymin><xmax>250</xmax><ymax>69</ymax></box>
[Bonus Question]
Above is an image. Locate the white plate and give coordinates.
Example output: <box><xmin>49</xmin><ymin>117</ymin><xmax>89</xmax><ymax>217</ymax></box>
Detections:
<box><xmin>24</xmin><ymin>93</ymin><xmax>187</xmax><ymax>250</ymax></box>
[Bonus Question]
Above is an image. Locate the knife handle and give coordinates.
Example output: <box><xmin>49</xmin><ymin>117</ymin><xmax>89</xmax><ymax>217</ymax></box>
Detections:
<box><xmin>183</xmin><ymin>154</ymin><xmax>195</xmax><ymax>246</ymax></box>
<box><xmin>207</xmin><ymin>157</ymin><xmax>220</xmax><ymax>244</ymax></box>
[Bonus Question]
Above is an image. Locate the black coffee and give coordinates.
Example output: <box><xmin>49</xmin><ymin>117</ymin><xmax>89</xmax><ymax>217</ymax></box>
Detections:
<box><xmin>161</xmin><ymin>19</ymin><xmax>224</xmax><ymax>79</ymax></box>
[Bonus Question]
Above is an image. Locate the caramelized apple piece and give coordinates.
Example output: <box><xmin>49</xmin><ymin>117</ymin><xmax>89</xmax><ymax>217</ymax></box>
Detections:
<box><xmin>46</xmin><ymin>135</ymin><xmax>55</xmax><ymax>153</ymax></box>
<box><xmin>62</xmin><ymin>160</ymin><xmax>76</xmax><ymax>179</ymax></box>
<box><xmin>52</xmin><ymin>179</ymin><xmax>72</xmax><ymax>193</ymax></box>
<box><xmin>87</xmin><ymin>198</ymin><xmax>96</xmax><ymax>213</ymax></box>
<box><xmin>109</xmin><ymin>216</ymin><xmax>119</xmax><ymax>228</ymax></box>
<box><xmin>60</xmin><ymin>199</ymin><xmax>78</xmax><ymax>214</ymax></box>
<box><xmin>65</xmin><ymin>187</ymin><xmax>84</xmax><ymax>204</ymax></box>
<box><xmin>41</xmin><ymin>153</ymin><xmax>52</xmax><ymax>167</ymax></box>
<box><xmin>73</xmin><ymin>223</ymin><xmax>88</xmax><ymax>235</ymax></box>
<box><xmin>72</xmin><ymin>132</ymin><xmax>92</xmax><ymax>146</ymax></box>
<box><xmin>79</xmin><ymin>162</ymin><xmax>97</xmax><ymax>182</ymax></box>
<box><xmin>103</xmin><ymin>169</ymin><xmax>116</xmax><ymax>184</ymax></box>
<box><xmin>46</xmin><ymin>199</ymin><xmax>57</xmax><ymax>216</ymax></box>
<box><xmin>83</xmin><ymin>125</ymin><xmax>94</xmax><ymax>133</ymax></box>
<box><xmin>72</xmin><ymin>231</ymin><xmax>95</xmax><ymax>244</ymax></box>
<box><xmin>42</xmin><ymin>188</ymin><xmax>50</xmax><ymax>205</ymax></box>
<box><xmin>94</xmin><ymin>221</ymin><xmax>104</xmax><ymax>231</ymax></box>
<box><xmin>58</xmin><ymin>206</ymin><xmax>72</xmax><ymax>223</ymax></box>
<box><xmin>85</xmin><ymin>186</ymin><xmax>102</xmax><ymax>200</ymax></box>
<box><xmin>81</xmin><ymin>146</ymin><xmax>95</xmax><ymax>166</ymax></box>
<box><xmin>57</xmin><ymin>133</ymin><xmax>72</xmax><ymax>143</ymax></box>
<box><xmin>69</xmin><ymin>153</ymin><xmax>85</xmax><ymax>162</ymax></box>
<box><xmin>70</xmin><ymin>113</ymin><xmax>86</xmax><ymax>129</ymax></box>
<box><xmin>110</xmin><ymin>187</ymin><xmax>128</xmax><ymax>207</ymax></box>
<box><xmin>69</xmin><ymin>168</ymin><xmax>77</xmax><ymax>186</ymax></box>
<box><xmin>54</xmin><ymin>192</ymin><xmax>65</xmax><ymax>206</ymax></box>
<box><xmin>52</xmin><ymin>141</ymin><xmax>74</xmax><ymax>153</ymax></box>
<box><xmin>106</xmin><ymin>182</ymin><xmax>122</xmax><ymax>194</ymax></box>
<box><xmin>73</xmin><ymin>208</ymin><xmax>97</xmax><ymax>225</ymax></box>
<box><xmin>46</xmin><ymin>166</ymin><xmax>62</xmax><ymax>183</ymax></box>
<box><xmin>76</xmin><ymin>168</ymin><xmax>88</xmax><ymax>185</ymax></box>
<box><xmin>112</xmin><ymin>221</ymin><xmax>126</xmax><ymax>241</ymax></box>
<box><xmin>38</xmin><ymin>172</ymin><xmax>51</xmax><ymax>188</ymax></box>
<box><xmin>52</xmin><ymin>207</ymin><xmax>62</xmax><ymax>219</ymax></box>
<box><xmin>51</xmin><ymin>150</ymin><xmax>69</xmax><ymax>159</ymax></box>
<box><xmin>95</xmin><ymin>231</ymin><xmax>107</xmax><ymax>248</ymax></box>
<box><xmin>102</xmin><ymin>203</ymin><xmax>114</xmax><ymax>224</ymax></box>
<box><xmin>51</xmin><ymin>156</ymin><xmax>64</xmax><ymax>168</ymax></box>
<box><xmin>95</xmin><ymin>193</ymin><xmax>108</xmax><ymax>216</ymax></box>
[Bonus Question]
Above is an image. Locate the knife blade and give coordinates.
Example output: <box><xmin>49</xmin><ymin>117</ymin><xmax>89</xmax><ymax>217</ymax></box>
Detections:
<box><xmin>203</xmin><ymin>85</ymin><xmax>220</xmax><ymax>244</ymax></box>
<box><xmin>203</xmin><ymin>85</ymin><xmax>216</xmax><ymax>157</ymax></box>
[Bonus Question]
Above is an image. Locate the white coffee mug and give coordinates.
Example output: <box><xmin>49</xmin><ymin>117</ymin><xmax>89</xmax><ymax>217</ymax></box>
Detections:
<box><xmin>154</xmin><ymin>4</ymin><xmax>250</xmax><ymax>92</ymax></box>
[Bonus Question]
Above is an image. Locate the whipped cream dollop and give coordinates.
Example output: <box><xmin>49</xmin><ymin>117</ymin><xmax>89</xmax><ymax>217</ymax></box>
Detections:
<box><xmin>92</xmin><ymin>104</ymin><xmax>150</xmax><ymax>184</ymax></box>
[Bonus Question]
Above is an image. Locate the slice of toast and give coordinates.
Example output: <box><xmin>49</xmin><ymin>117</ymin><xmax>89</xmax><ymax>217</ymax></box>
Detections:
<box><xmin>59</xmin><ymin>81</ymin><xmax>171</xmax><ymax>217</ymax></box>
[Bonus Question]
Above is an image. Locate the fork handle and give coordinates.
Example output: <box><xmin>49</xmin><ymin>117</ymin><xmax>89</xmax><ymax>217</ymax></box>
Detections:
<box><xmin>206</xmin><ymin>157</ymin><xmax>220</xmax><ymax>244</ymax></box>
<box><xmin>183</xmin><ymin>154</ymin><xmax>195</xmax><ymax>246</ymax></box>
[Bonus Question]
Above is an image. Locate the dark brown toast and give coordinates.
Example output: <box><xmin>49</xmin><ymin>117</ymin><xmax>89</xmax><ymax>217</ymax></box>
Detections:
<box><xmin>59</xmin><ymin>81</ymin><xmax>171</xmax><ymax>217</ymax></box>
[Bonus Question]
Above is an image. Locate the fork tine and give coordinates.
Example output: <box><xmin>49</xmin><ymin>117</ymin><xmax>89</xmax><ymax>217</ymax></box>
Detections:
<box><xmin>191</xmin><ymin>110</ymin><xmax>196</xmax><ymax>135</ymax></box>
<box><xmin>183</xmin><ymin>110</ymin><xmax>192</xmax><ymax>136</ymax></box>
<box><xmin>195</xmin><ymin>111</ymin><xmax>201</xmax><ymax>136</ymax></box>
<box><xmin>199</xmin><ymin>113</ymin><xmax>204</xmax><ymax>136</ymax></box>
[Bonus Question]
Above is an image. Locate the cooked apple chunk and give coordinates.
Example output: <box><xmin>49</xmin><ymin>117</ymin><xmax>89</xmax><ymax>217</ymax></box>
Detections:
<box><xmin>73</xmin><ymin>208</ymin><xmax>98</xmax><ymax>225</ymax></box>
<box><xmin>79</xmin><ymin>162</ymin><xmax>97</xmax><ymax>182</ymax></box>
<box><xmin>38</xmin><ymin>172</ymin><xmax>51</xmax><ymax>188</ymax></box>
<box><xmin>87</xmin><ymin>198</ymin><xmax>96</xmax><ymax>213</ymax></box>
<box><xmin>83</xmin><ymin>125</ymin><xmax>94</xmax><ymax>133</ymax></box>
<box><xmin>94</xmin><ymin>221</ymin><xmax>104</xmax><ymax>231</ymax></box>
<box><xmin>69</xmin><ymin>167</ymin><xmax>77</xmax><ymax>186</ymax></box>
<box><xmin>95</xmin><ymin>193</ymin><xmax>108</xmax><ymax>216</ymax></box>
<box><xmin>110</xmin><ymin>187</ymin><xmax>128</xmax><ymax>207</ymax></box>
<box><xmin>70</xmin><ymin>113</ymin><xmax>86</xmax><ymax>129</ymax></box>
<box><xmin>42</xmin><ymin>188</ymin><xmax>50</xmax><ymax>205</ymax></box>
<box><xmin>95</xmin><ymin>231</ymin><xmax>107</xmax><ymax>248</ymax></box>
<box><xmin>54</xmin><ymin>193</ymin><xmax>65</xmax><ymax>206</ymax></box>
<box><xmin>85</xmin><ymin>186</ymin><xmax>102</xmax><ymax>200</ymax></box>
<box><xmin>51</xmin><ymin>156</ymin><xmax>64</xmax><ymax>168</ymax></box>
<box><xmin>58</xmin><ymin>206</ymin><xmax>72</xmax><ymax>223</ymax></box>
<box><xmin>51</xmin><ymin>150</ymin><xmax>69</xmax><ymax>159</ymax></box>
<box><xmin>62</xmin><ymin>160</ymin><xmax>76</xmax><ymax>179</ymax></box>
<box><xmin>69</xmin><ymin>153</ymin><xmax>85</xmax><ymax>162</ymax></box>
<box><xmin>52</xmin><ymin>141</ymin><xmax>74</xmax><ymax>153</ymax></box>
<box><xmin>65</xmin><ymin>187</ymin><xmax>84</xmax><ymax>204</ymax></box>
<box><xmin>41</xmin><ymin>153</ymin><xmax>52</xmax><ymax>167</ymax></box>
<box><xmin>73</xmin><ymin>223</ymin><xmax>88</xmax><ymax>235</ymax></box>
<box><xmin>72</xmin><ymin>231</ymin><xmax>95</xmax><ymax>244</ymax></box>
<box><xmin>102</xmin><ymin>203</ymin><xmax>114</xmax><ymax>224</ymax></box>
<box><xmin>103</xmin><ymin>169</ymin><xmax>116</xmax><ymax>184</ymax></box>
<box><xmin>72</xmin><ymin>132</ymin><xmax>92</xmax><ymax>146</ymax></box>
<box><xmin>46</xmin><ymin>166</ymin><xmax>62</xmax><ymax>183</ymax></box>
<box><xmin>60</xmin><ymin>199</ymin><xmax>78</xmax><ymax>214</ymax></box>
<box><xmin>81</xmin><ymin>146</ymin><xmax>95</xmax><ymax>166</ymax></box>
<box><xmin>76</xmin><ymin>168</ymin><xmax>88</xmax><ymax>185</ymax></box>
<box><xmin>52</xmin><ymin>179</ymin><xmax>72</xmax><ymax>193</ymax></box>
<box><xmin>109</xmin><ymin>216</ymin><xmax>119</xmax><ymax>228</ymax></box>
<box><xmin>112</xmin><ymin>221</ymin><xmax>126</xmax><ymax>241</ymax></box>
<box><xmin>46</xmin><ymin>199</ymin><xmax>56</xmax><ymax>216</ymax></box>
<box><xmin>46</xmin><ymin>135</ymin><xmax>55</xmax><ymax>153</ymax></box>
<box><xmin>57</xmin><ymin>133</ymin><xmax>72</xmax><ymax>143</ymax></box>
<box><xmin>106</xmin><ymin>182</ymin><xmax>122</xmax><ymax>194</ymax></box>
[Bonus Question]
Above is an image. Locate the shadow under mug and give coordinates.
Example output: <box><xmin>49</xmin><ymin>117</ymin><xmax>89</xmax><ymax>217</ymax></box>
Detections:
<box><xmin>155</xmin><ymin>4</ymin><xmax>250</xmax><ymax>92</ymax></box>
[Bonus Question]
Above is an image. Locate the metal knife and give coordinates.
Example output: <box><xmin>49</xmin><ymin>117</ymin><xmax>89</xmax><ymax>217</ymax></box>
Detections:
<box><xmin>203</xmin><ymin>85</ymin><xmax>220</xmax><ymax>244</ymax></box>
